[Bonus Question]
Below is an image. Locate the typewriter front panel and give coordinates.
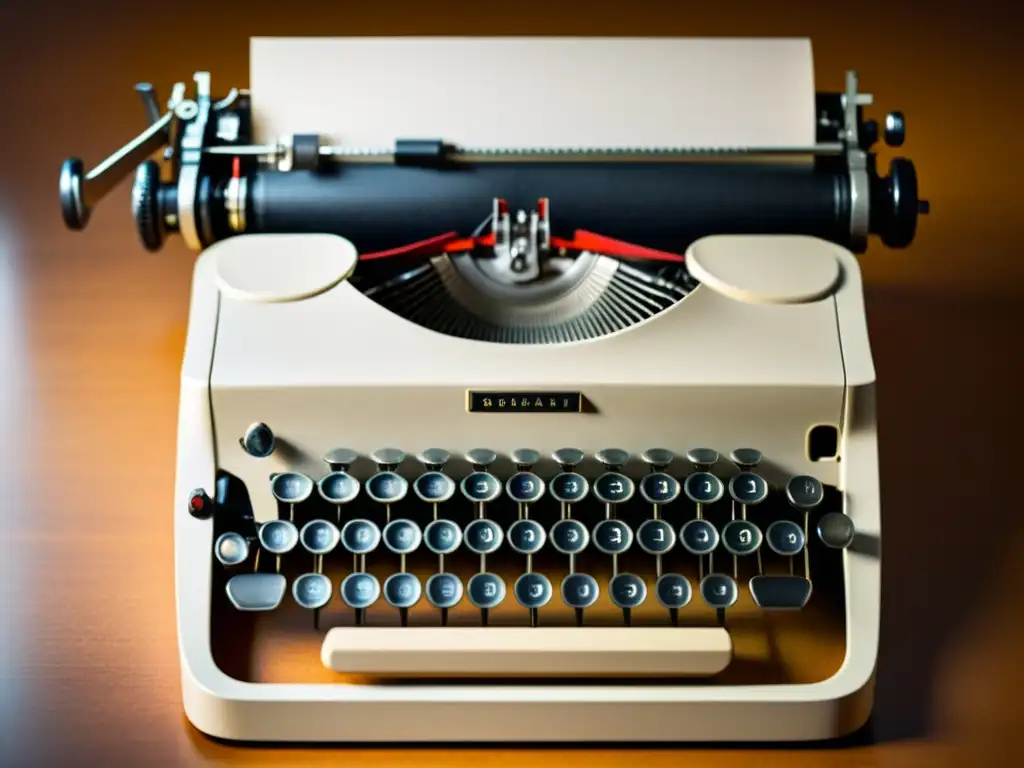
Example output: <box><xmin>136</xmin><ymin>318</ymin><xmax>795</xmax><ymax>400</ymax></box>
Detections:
<box><xmin>201</xmin><ymin>276</ymin><xmax>855</xmax><ymax>691</ymax></box>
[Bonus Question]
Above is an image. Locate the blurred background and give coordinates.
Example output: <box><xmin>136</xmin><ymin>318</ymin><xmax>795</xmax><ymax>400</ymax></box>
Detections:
<box><xmin>0</xmin><ymin>0</ymin><xmax>1020</xmax><ymax>765</ymax></box>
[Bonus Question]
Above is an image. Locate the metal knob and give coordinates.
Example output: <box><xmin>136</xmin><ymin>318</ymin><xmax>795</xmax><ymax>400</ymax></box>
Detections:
<box><xmin>884</xmin><ymin>111</ymin><xmax>905</xmax><ymax>147</ymax></box>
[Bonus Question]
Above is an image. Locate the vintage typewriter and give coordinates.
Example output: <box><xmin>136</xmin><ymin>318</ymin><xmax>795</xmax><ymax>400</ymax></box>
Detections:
<box><xmin>58</xmin><ymin>38</ymin><xmax>927</xmax><ymax>743</ymax></box>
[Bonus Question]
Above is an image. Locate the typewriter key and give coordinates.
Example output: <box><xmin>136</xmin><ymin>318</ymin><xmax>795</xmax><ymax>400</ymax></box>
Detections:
<box><xmin>684</xmin><ymin>472</ymin><xmax>725</xmax><ymax>505</ymax></box>
<box><xmin>365</xmin><ymin>471</ymin><xmax>409</xmax><ymax>505</ymax></box>
<box><xmin>593</xmin><ymin>472</ymin><xmax>635</xmax><ymax>505</ymax></box>
<box><xmin>299</xmin><ymin>519</ymin><xmax>341</xmax><ymax>556</ymax></box>
<box><xmin>292</xmin><ymin>572</ymin><xmax>332</xmax><ymax>610</ymax></box>
<box><xmin>700</xmin><ymin>573</ymin><xmax>739</xmax><ymax>609</ymax></box>
<box><xmin>766</xmin><ymin>519</ymin><xmax>806</xmax><ymax>556</ymax></box>
<box><xmin>728</xmin><ymin>472</ymin><xmax>769</xmax><ymax>506</ymax></box>
<box><xmin>467</xmin><ymin>572</ymin><xmax>506</xmax><ymax>610</ymax></box>
<box><xmin>640</xmin><ymin>448</ymin><xmax>675</xmax><ymax>471</ymax></box>
<box><xmin>460</xmin><ymin>471</ymin><xmax>502</xmax><ymax>504</ymax></box>
<box><xmin>514</xmin><ymin>573</ymin><xmax>553</xmax><ymax>610</ymax></box>
<box><xmin>510</xmin><ymin>448</ymin><xmax>541</xmax><ymax>470</ymax></box>
<box><xmin>550</xmin><ymin>519</ymin><xmax>589</xmax><ymax>555</ymax></box>
<box><xmin>241</xmin><ymin>422</ymin><xmax>275</xmax><ymax>458</ymax></box>
<box><xmin>340</xmin><ymin>519</ymin><xmax>381</xmax><ymax>554</ymax></box>
<box><xmin>686</xmin><ymin>448</ymin><xmax>719</xmax><ymax>470</ymax></box>
<box><xmin>508</xmin><ymin>519</ymin><xmax>546</xmax><ymax>555</ymax></box>
<box><xmin>384</xmin><ymin>573</ymin><xmax>423</xmax><ymax>609</ymax></box>
<box><xmin>561</xmin><ymin>573</ymin><xmax>599</xmax><ymax>610</ymax></box>
<box><xmin>609</xmin><ymin>573</ymin><xmax>647</xmax><ymax>610</ymax></box>
<box><xmin>549</xmin><ymin>472</ymin><xmax>589</xmax><ymax>504</ymax></box>
<box><xmin>258</xmin><ymin>520</ymin><xmax>300</xmax><ymax>555</ymax></box>
<box><xmin>271</xmin><ymin>472</ymin><xmax>315</xmax><ymax>505</ymax></box>
<box><xmin>226</xmin><ymin>573</ymin><xmax>287</xmax><ymax>612</ymax></box>
<box><xmin>730</xmin><ymin>448</ymin><xmax>763</xmax><ymax>470</ymax></box>
<box><xmin>465</xmin><ymin>448</ymin><xmax>498</xmax><ymax>470</ymax></box>
<box><xmin>214</xmin><ymin>532</ymin><xmax>249</xmax><ymax>567</ymax></box>
<box><xmin>595</xmin><ymin>448</ymin><xmax>630</xmax><ymax>471</ymax></box>
<box><xmin>637</xmin><ymin>519</ymin><xmax>676</xmax><ymax>555</ymax></box>
<box><xmin>464</xmin><ymin>519</ymin><xmax>503</xmax><ymax>555</ymax></box>
<box><xmin>318</xmin><ymin>471</ymin><xmax>360</xmax><ymax>505</ymax></box>
<box><xmin>817</xmin><ymin>511</ymin><xmax>856</xmax><ymax>549</ymax></box>
<box><xmin>639</xmin><ymin>472</ymin><xmax>681</xmax><ymax>505</ymax></box>
<box><xmin>721</xmin><ymin>520</ymin><xmax>763</xmax><ymax>556</ymax></box>
<box><xmin>383</xmin><ymin>519</ymin><xmax>423</xmax><ymax>555</ymax></box>
<box><xmin>506</xmin><ymin>472</ymin><xmax>546</xmax><ymax>505</ymax></box>
<box><xmin>413</xmin><ymin>471</ymin><xmax>456</xmax><ymax>503</ymax></box>
<box><xmin>425</xmin><ymin>573</ymin><xmax>464</xmax><ymax>610</ymax></box>
<box><xmin>551</xmin><ymin>447</ymin><xmax>585</xmax><ymax>470</ymax></box>
<box><xmin>370</xmin><ymin>447</ymin><xmax>406</xmax><ymax>471</ymax></box>
<box><xmin>680</xmin><ymin>519</ymin><xmax>720</xmax><ymax>555</ymax></box>
<box><xmin>340</xmin><ymin>571</ymin><xmax>381</xmax><ymax>609</ymax></box>
<box><xmin>593</xmin><ymin>519</ymin><xmax>633</xmax><ymax>555</ymax></box>
<box><xmin>323</xmin><ymin>447</ymin><xmax>360</xmax><ymax>472</ymax></box>
<box><xmin>655</xmin><ymin>573</ymin><xmax>693</xmax><ymax>610</ymax></box>
<box><xmin>416</xmin><ymin>448</ymin><xmax>451</xmax><ymax>471</ymax></box>
<box><xmin>786</xmin><ymin>475</ymin><xmax>824</xmax><ymax>510</ymax></box>
<box><xmin>423</xmin><ymin>519</ymin><xmax>463</xmax><ymax>555</ymax></box>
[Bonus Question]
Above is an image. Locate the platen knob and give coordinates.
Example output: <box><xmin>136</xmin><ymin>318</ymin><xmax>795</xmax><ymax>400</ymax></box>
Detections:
<box><xmin>131</xmin><ymin>160</ymin><xmax>167</xmax><ymax>252</ymax></box>
<box><xmin>872</xmin><ymin>158</ymin><xmax>929</xmax><ymax>249</ymax></box>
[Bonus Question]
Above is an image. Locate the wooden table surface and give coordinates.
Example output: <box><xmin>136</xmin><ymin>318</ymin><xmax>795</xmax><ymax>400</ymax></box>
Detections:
<box><xmin>1</xmin><ymin>1</ymin><xmax>1022</xmax><ymax>765</ymax></box>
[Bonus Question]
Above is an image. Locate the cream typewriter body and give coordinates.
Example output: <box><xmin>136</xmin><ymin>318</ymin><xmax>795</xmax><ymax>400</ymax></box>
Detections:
<box><xmin>58</xmin><ymin>37</ymin><xmax>928</xmax><ymax>743</ymax></box>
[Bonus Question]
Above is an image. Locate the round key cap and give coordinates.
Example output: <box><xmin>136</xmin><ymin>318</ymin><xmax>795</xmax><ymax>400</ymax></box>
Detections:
<box><xmin>370</xmin><ymin>447</ymin><xmax>405</xmax><ymax>468</ymax></box>
<box><xmin>561</xmin><ymin>573</ymin><xmax>599</xmax><ymax>609</ymax></box>
<box><xmin>637</xmin><ymin>519</ymin><xmax>676</xmax><ymax>555</ymax></box>
<box><xmin>730</xmin><ymin>448</ymin><xmax>763</xmax><ymax>469</ymax></box>
<box><xmin>460</xmin><ymin>471</ymin><xmax>502</xmax><ymax>503</ymax></box>
<box><xmin>686</xmin><ymin>448</ymin><xmax>719</xmax><ymax>468</ymax></box>
<box><xmin>242</xmin><ymin>422</ymin><xmax>276</xmax><ymax>458</ymax></box>
<box><xmin>423</xmin><ymin>519</ymin><xmax>462</xmax><ymax>555</ymax></box>
<box><xmin>467</xmin><ymin>572</ymin><xmax>506</xmax><ymax>609</ymax></box>
<box><xmin>552</xmin><ymin>447</ymin><xmax>585</xmax><ymax>469</ymax></box>
<box><xmin>640</xmin><ymin>448</ymin><xmax>675</xmax><ymax>470</ymax></box>
<box><xmin>549</xmin><ymin>472</ymin><xmax>589</xmax><ymax>503</ymax></box>
<box><xmin>413</xmin><ymin>471</ymin><xmax>456</xmax><ymax>503</ymax></box>
<box><xmin>766</xmin><ymin>519</ymin><xmax>806</xmax><ymax>556</ymax></box>
<box><xmin>258</xmin><ymin>519</ymin><xmax>299</xmax><ymax>554</ymax></box>
<box><xmin>593</xmin><ymin>472</ymin><xmax>635</xmax><ymax>504</ymax></box>
<box><xmin>464</xmin><ymin>518</ymin><xmax>503</xmax><ymax>554</ymax></box>
<box><xmin>382</xmin><ymin>519</ymin><xmax>422</xmax><ymax>554</ymax></box>
<box><xmin>365</xmin><ymin>471</ymin><xmax>409</xmax><ymax>504</ymax></box>
<box><xmin>383</xmin><ymin>572</ymin><xmax>422</xmax><ymax>609</ymax></box>
<box><xmin>684</xmin><ymin>472</ymin><xmax>725</xmax><ymax>504</ymax></box>
<box><xmin>817</xmin><ymin>511</ymin><xmax>856</xmax><ymax>549</ymax></box>
<box><xmin>639</xmin><ymin>472</ymin><xmax>680</xmax><ymax>504</ymax></box>
<box><xmin>271</xmin><ymin>472</ymin><xmax>314</xmax><ymax>504</ymax></box>
<box><xmin>550</xmin><ymin>519</ymin><xmax>589</xmax><ymax>555</ymax></box>
<box><xmin>465</xmin><ymin>448</ymin><xmax>498</xmax><ymax>468</ymax></box>
<box><xmin>323</xmin><ymin>447</ymin><xmax>359</xmax><ymax>471</ymax></box>
<box><xmin>506</xmin><ymin>471</ymin><xmax>545</xmax><ymax>504</ymax></box>
<box><xmin>593</xmin><ymin>519</ymin><xmax>633</xmax><ymax>555</ymax></box>
<box><xmin>786</xmin><ymin>475</ymin><xmax>825</xmax><ymax>510</ymax></box>
<box><xmin>595</xmin><ymin>448</ymin><xmax>630</xmax><ymax>469</ymax></box>
<box><xmin>292</xmin><ymin>572</ymin><xmax>332</xmax><ymax>610</ymax></box>
<box><xmin>510</xmin><ymin>448</ymin><xmax>540</xmax><ymax>469</ymax></box>
<box><xmin>340</xmin><ymin>572</ymin><xmax>380</xmax><ymax>609</ymax></box>
<box><xmin>299</xmin><ymin>519</ymin><xmax>340</xmax><ymax>555</ymax></box>
<box><xmin>721</xmin><ymin>519</ymin><xmax>763</xmax><ymax>556</ymax></box>
<box><xmin>318</xmin><ymin>471</ymin><xmax>360</xmax><ymax>504</ymax></box>
<box><xmin>425</xmin><ymin>572</ymin><xmax>464</xmax><ymax>609</ymax></box>
<box><xmin>728</xmin><ymin>472</ymin><xmax>769</xmax><ymax>505</ymax></box>
<box><xmin>655</xmin><ymin>573</ymin><xmax>692</xmax><ymax>609</ymax></box>
<box><xmin>507</xmin><ymin>519</ymin><xmax>546</xmax><ymax>555</ymax></box>
<box><xmin>214</xmin><ymin>532</ymin><xmax>249</xmax><ymax>566</ymax></box>
<box><xmin>609</xmin><ymin>573</ymin><xmax>647</xmax><ymax>609</ymax></box>
<box><xmin>514</xmin><ymin>573</ymin><xmax>553</xmax><ymax>609</ymax></box>
<box><xmin>700</xmin><ymin>573</ymin><xmax>739</xmax><ymax>608</ymax></box>
<box><xmin>679</xmin><ymin>519</ymin><xmax>720</xmax><ymax>555</ymax></box>
<box><xmin>340</xmin><ymin>519</ymin><xmax>381</xmax><ymax>554</ymax></box>
<box><xmin>416</xmin><ymin>448</ymin><xmax>451</xmax><ymax>469</ymax></box>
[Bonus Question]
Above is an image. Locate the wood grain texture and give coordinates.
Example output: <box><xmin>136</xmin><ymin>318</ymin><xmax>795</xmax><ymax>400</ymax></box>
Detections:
<box><xmin>1</xmin><ymin>0</ymin><xmax>1022</xmax><ymax>765</ymax></box>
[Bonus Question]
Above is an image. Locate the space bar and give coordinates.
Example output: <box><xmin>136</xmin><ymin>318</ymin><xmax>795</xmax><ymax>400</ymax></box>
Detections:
<box><xmin>320</xmin><ymin>627</ymin><xmax>732</xmax><ymax>677</ymax></box>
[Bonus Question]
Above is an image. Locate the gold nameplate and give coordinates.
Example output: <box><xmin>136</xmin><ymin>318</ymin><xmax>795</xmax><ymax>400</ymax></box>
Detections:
<box><xmin>467</xmin><ymin>391</ymin><xmax>582</xmax><ymax>413</ymax></box>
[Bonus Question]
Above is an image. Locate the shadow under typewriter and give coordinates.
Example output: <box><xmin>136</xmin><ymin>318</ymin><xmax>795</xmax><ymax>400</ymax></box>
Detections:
<box><xmin>210</xmin><ymin>467</ymin><xmax>851</xmax><ymax>689</ymax></box>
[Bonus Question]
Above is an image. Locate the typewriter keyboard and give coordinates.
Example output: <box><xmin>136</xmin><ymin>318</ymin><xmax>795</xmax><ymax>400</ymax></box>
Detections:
<box><xmin>208</xmin><ymin>447</ymin><xmax>853</xmax><ymax>684</ymax></box>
